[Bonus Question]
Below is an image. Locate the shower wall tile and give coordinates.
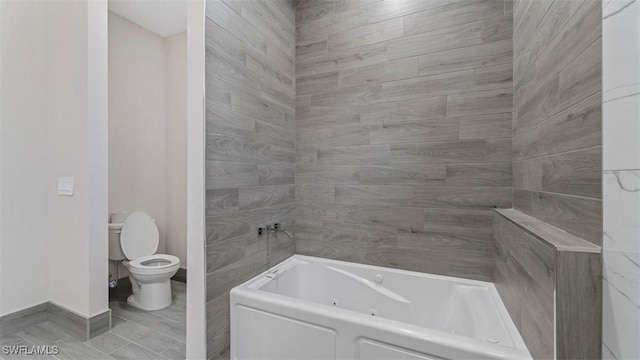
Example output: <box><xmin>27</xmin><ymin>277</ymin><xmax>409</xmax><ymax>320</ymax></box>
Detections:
<box><xmin>531</xmin><ymin>192</ymin><xmax>602</xmax><ymax>245</ymax></box>
<box><xmin>512</xmin><ymin>189</ymin><xmax>533</xmax><ymax>215</ymax></box>
<box><xmin>475</xmin><ymin>63</ymin><xmax>513</xmax><ymax>91</ymax></box>
<box><xmin>447</xmin><ymin>89</ymin><xmax>513</xmax><ymax>117</ymax></box>
<box><xmin>541</xmin><ymin>146</ymin><xmax>602</xmax><ymax>199</ymax></box>
<box><xmin>511</xmin><ymin>2</ymin><xmax>605</xmax><ymax>354</ymax></box>
<box><xmin>556</xmin><ymin>251</ymin><xmax>603</xmax><ymax>360</ymax></box>
<box><xmin>387</xmin><ymin>21</ymin><xmax>483</xmax><ymax>61</ymax></box>
<box><xmin>513</xmin><ymin>0</ymin><xmax>602</xmax><ymax>245</ymax></box>
<box><xmin>494</xmin><ymin>210</ymin><xmax>602</xmax><ymax>360</ymax></box>
<box><xmin>296</xmin><ymin>0</ymin><xmax>513</xmax><ymax>281</ymax></box>
<box><xmin>356</xmin><ymin>97</ymin><xmax>447</xmax><ymax>124</ymax></box>
<box><xmin>417</xmin><ymin>39</ymin><xmax>512</xmax><ymax>76</ymax></box>
<box><xmin>403</xmin><ymin>0</ymin><xmax>503</xmax><ymax>36</ymax></box>
<box><xmin>602</xmin><ymin>1</ymin><xmax>640</xmax><ymax>359</ymax></box>
<box><xmin>485</xmin><ymin>138</ymin><xmax>512</xmax><ymax>162</ymax></box>
<box><xmin>482</xmin><ymin>14</ymin><xmax>513</xmax><ymax>42</ymax></box>
<box><xmin>327</xmin><ymin>17</ymin><xmax>403</xmax><ymax>52</ymax></box>
<box><xmin>205</xmin><ymin>0</ymin><xmax>296</xmax><ymax>358</ymax></box>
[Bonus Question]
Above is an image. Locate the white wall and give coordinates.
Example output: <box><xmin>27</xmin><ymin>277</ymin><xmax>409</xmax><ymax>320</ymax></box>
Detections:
<box><xmin>186</xmin><ymin>0</ymin><xmax>206</xmax><ymax>357</ymax></box>
<box><xmin>87</xmin><ymin>0</ymin><xmax>110</xmax><ymax>317</ymax></box>
<box><xmin>0</xmin><ymin>0</ymin><xmax>50</xmax><ymax>316</ymax></box>
<box><xmin>165</xmin><ymin>32</ymin><xmax>188</xmax><ymax>268</ymax></box>
<box><xmin>0</xmin><ymin>0</ymin><xmax>109</xmax><ymax>318</ymax></box>
<box><xmin>108</xmin><ymin>12</ymin><xmax>168</xmax><ymax>276</ymax></box>
<box><xmin>47</xmin><ymin>0</ymin><xmax>109</xmax><ymax>317</ymax></box>
<box><xmin>46</xmin><ymin>0</ymin><xmax>91</xmax><ymax>316</ymax></box>
<box><xmin>109</xmin><ymin>13</ymin><xmax>188</xmax><ymax>276</ymax></box>
<box><xmin>602</xmin><ymin>1</ymin><xmax>640</xmax><ymax>358</ymax></box>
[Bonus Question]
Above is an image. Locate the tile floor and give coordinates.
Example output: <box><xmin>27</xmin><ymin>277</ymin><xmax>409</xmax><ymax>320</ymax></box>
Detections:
<box><xmin>0</xmin><ymin>281</ymin><xmax>186</xmax><ymax>360</ymax></box>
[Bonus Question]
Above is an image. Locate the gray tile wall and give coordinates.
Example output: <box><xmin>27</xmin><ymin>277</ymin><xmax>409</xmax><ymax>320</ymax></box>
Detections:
<box><xmin>204</xmin><ymin>0</ymin><xmax>296</xmax><ymax>358</ymax></box>
<box><xmin>512</xmin><ymin>0</ymin><xmax>602</xmax><ymax>245</ymax></box>
<box><xmin>494</xmin><ymin>212</ymin><xmax>555</xmax><ymax>359</ymax></box>
<box><xmin>494</xmin><ymin>210</ymin><xmax>602</xmax><ymax>360</ymax></box>
<box><xmin>295</xmin><ymin>0</ymin><xmax>513</xmax><ymax>280</ymax></box>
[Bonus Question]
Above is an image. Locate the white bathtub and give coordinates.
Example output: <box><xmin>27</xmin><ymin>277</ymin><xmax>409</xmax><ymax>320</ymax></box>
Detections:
<box><xmin>230</xmin><ymin>255</ymin><xmax>531</xmax><ymax>360</ymax></box>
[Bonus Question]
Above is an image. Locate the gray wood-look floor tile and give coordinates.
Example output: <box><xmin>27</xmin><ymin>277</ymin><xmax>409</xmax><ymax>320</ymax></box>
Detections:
<box><xmin>55</xmin><ymin>341</ymin><xmax>113</xmax><ymax>360</ymax></box>
<box><xmin>18</xmin><ymin>322</ymin><xmax>75</xmax><ymax>346</ymax></box>
<box><xmin>109</xmin><ymin>319</ymin><xmax>176</xmax><ymax>354</ymax></box>
<box><xmin>86</xmin><ymin>332</ymin><xmax>130</xmax><ymax>355</ymax></box>
<box><xmin>150</xmin><ymin>319</ymin><xmax>186</xmax><ymax>343</ymax></box>
<box><xmin>109</xmin><ymin>343</ymin><xmax>169</xmax><ymax>360</ymax></box>
<box><xmin>0</xmin><ymin>334</ymin><xmax>25</xmax><ymax>347</ymax></box>
<box><xmin>109</xmin><ymin>303</ymin><xmax>162</xmax><ymax>328</ymax></box>
<box><xmin>160</xmin><ymin>341</ymin><xmax>186</xmax><ymax>360</ymax></box>
<box><xmin>0</xmin><ymin>334</ymin><xmax>58</xmax><ymax>360</ymax></box>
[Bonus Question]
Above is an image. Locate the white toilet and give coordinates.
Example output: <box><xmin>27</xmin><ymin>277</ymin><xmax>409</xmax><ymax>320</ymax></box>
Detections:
<box><xmin>109</xmin><ymin>211</ymin><xmax>180</xmax><ymax>311</ymax></box>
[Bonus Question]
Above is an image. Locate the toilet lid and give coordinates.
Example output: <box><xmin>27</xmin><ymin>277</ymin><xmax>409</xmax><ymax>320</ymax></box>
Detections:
<box><xmin>120</xmin><ymin>211</ymin><xmax>159</xmax><ymax>260</ymax></box>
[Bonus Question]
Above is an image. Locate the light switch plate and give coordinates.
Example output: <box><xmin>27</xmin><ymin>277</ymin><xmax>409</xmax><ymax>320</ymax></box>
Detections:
<box><xmin>57</xmin><ymin>177</ymin><xmax>74</xmax><ymax>196</ymax></box>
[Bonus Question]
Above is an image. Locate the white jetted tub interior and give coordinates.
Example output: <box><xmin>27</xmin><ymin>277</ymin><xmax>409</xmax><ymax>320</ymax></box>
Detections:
<box><xmin>230</xmin><ymin>255</ymin><xmax>532</xmax><ymax>360</ymax></box>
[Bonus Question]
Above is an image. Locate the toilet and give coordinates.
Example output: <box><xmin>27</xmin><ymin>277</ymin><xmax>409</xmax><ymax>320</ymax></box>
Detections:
<box><xmin>109</xmin><ymin>211</ymin><xmax>180</xmax><ymax>311</ymax></box>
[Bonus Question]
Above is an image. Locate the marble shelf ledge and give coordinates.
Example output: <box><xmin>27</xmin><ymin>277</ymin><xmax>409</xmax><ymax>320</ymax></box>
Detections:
<box><xmin>494</xmin><ymin>208</ymin><xmax>602</xmax><ymax>254</ymax></box>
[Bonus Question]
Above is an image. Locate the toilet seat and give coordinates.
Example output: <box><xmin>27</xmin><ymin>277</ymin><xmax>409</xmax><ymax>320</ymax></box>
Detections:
<box><xmin>120</xmin><ymin>211</ymin><xmax>159</xmax><ymax>260</ymax></box>
<box><xmin>128</xmin><ymin>254</ymin><xmax>180</xmax><ymax>274</ymax></box>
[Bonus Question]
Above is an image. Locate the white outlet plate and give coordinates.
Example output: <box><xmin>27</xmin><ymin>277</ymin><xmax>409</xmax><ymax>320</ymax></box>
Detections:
<box><xmin>57</xmin><ymin>177</ymin><xmax>74</xmax><ymax>196</ymax></box>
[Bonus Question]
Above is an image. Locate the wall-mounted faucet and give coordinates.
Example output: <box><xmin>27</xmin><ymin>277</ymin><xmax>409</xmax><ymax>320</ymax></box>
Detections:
<box><xmin>266</xmin><ymin>223</ymin><xmax>292</xmax><ymax>239</ymax></box>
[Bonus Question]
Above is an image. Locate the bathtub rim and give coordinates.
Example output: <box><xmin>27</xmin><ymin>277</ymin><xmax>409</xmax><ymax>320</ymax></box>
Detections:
<box><xmin>231</xmin><ymin>254</ymin><xmax>532</xmax><ymax>359</ymax></box>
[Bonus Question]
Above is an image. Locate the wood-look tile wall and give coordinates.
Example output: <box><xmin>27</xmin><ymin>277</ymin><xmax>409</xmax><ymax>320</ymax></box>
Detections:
<box><xmin>494</xmin><ymin>213</ymin><xmax>555</xmax><ymax>359</ymax></box>
<box><xmin>494</xmin><ymin>210</ymin><xmax>602</xmax><ymax>360</ymax></box>
<box><xmin>204</xmin><ymin>0</ymin><xmax>296</xmax><ymax>358</ymax></box>
<box><xmin>294</xmin><ymin>0</ymin><xmax>513</xmax><ymax>280</ymax></box>
<box><xmin>512</xmin><ymin>0</ymin><xmax>602</xmax><ymax>245</ymax></box>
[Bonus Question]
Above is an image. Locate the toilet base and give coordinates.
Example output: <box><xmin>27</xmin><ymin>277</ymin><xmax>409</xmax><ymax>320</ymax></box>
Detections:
<box><xmin>128</xmin><ymin>277</ymin><xmax>173</xmax><ymax>311</ymax></box>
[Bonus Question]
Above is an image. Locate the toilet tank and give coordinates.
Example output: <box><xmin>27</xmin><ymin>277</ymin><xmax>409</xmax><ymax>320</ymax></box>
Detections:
<box><xmin>109</xmin><ymin>223</ymin><xmax>127</xmax><ymax>261</ymax></box>
<box><xmin>109</xmin><ymin>212</ymin><xmax>128</xmax><ymax>261</ymax></box>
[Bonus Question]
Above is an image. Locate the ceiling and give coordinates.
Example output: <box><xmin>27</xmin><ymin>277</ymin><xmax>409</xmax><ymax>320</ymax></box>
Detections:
<box><xmin>108</xmin><ymin>0</ymin><xmax>187</xmax><ymax>38</ymax></box>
